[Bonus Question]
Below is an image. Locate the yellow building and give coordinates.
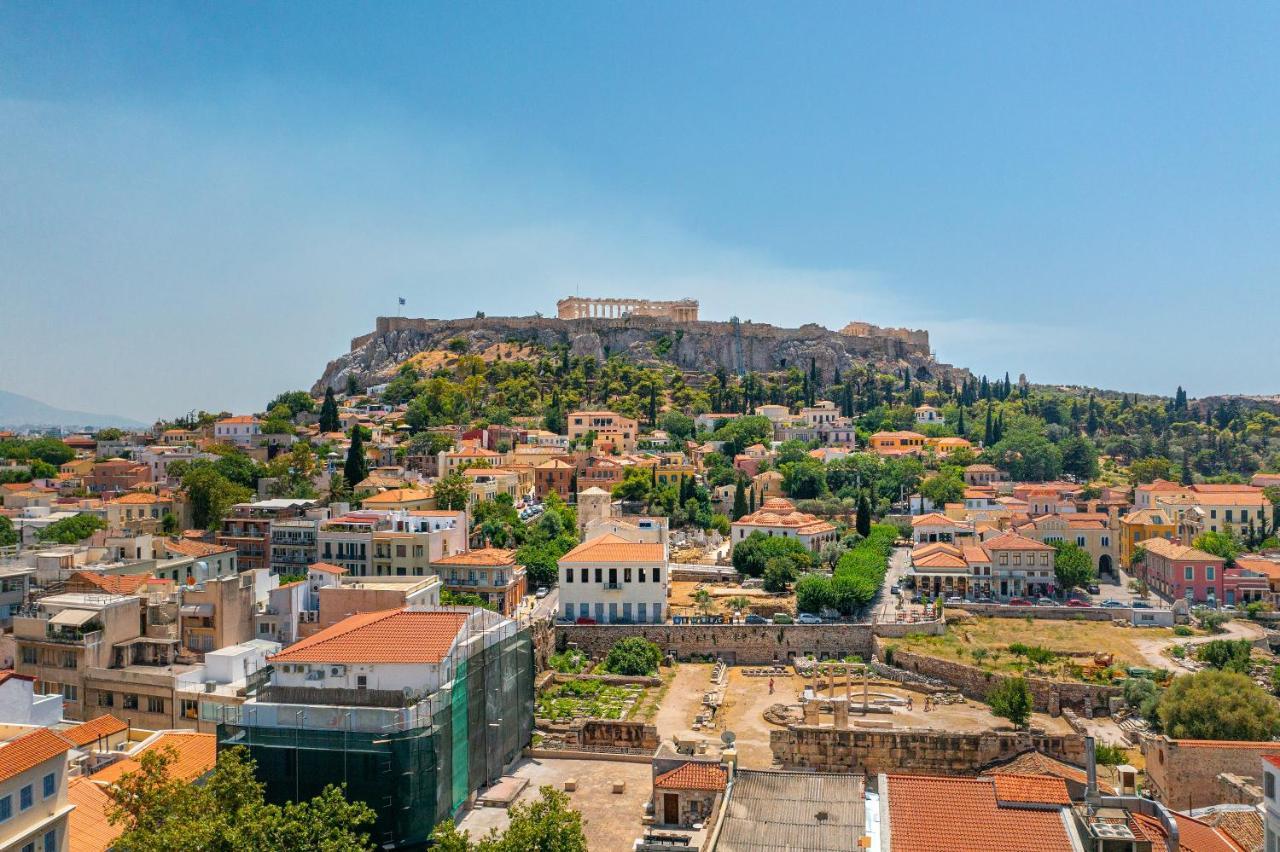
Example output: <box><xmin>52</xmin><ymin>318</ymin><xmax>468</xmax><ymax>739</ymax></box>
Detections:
<box><xmin>360</xmin><ymin>487</ymin><xmax>436</xmax><ymax>511</ymax></box>
<box><xmin>1119</xmin><ymin>508</ymin><xmax>1176</xmax><ymax>569</ymax></box>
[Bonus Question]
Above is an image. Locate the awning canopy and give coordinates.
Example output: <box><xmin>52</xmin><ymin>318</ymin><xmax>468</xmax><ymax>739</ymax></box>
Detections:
<box><xmin>49</xmin><ymin>609</ymin><xmax>97</xmax><ymax>628</ymax></box>
<box><xmin>180</xmin><ymin>604</ymin><xmax>214</xmax><ymax>617</ymax></box>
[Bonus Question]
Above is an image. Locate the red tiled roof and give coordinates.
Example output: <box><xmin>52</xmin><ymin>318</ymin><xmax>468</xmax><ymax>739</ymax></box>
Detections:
<box><xmin>0</xmin><ymin>728</ymin><xmax>71</xmax><ymax>784</ymax></box>
<box><xmin>308</xmin><ymin>562</ymin><xmax>348</xmax><ymax>575</ymax></box>
<box><xmin>90</xmin><ymin>732</ymin><xmax>216</xmax><ymax>785</ymax></box>
<box><xmin>68</xmin><ymin>776</ymin><xmax>123</xmax><ymax>852</ymax></box>
<box><xmin>885</xmin><ymin>774</ymin><xmax>1073</xmax><ymax>852</ymax></box>
<box><xmin>69</xmin><ymin>572</ymin><xmax>152</xmax><ymax>596</ymax></box>
<box><xmin>989</xmin><ymin>773</ymin><xmax>1072</xmax><ymax>806</ymax></box>
<box><xmin>559</xmin><ymin>534</ymin><xmax>665</xmax><ymax>564</ymax></box>
<box><xmin>654</xmin><ymin>761</ymin><xmax>727</xmax><ymax>791</ymax></box>
<box><xmin>62</xmin><ymin>714</ymin><xmax>129</xmax><ymax>748</ymax></box>
<box><xmin>269</xmin><ymin>609</ymin><xmax>470</xmax><ymax>664</ymax></box>
<box><xmin>163</xmin><ymin>538</ymin><xmax>234</xmax><ymax>558</ymax></box>
<box><xmin>982</xmin><ymin>531</ymin><xmax>1055</xmax><ymax>551</ymax></box>
<box><xmin>434</xmin><ymin>548</ymin><xmax>517</xmax><ymax>567</ymax></box>
<box><xmin>1130</xmin><ymin>811</ymin><xmax>1246</xmax><ymax>852</ymax></box>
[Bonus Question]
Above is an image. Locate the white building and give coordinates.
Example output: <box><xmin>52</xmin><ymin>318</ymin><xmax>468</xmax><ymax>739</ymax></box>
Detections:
<box><xmin>558</xmin><ymin>534</ymin><xmax>668</xmax><ymax>624</ymax></box>
<box><xmin>0</xmin><ymin>674</ymin><xmax>61</xmax><ymax>727</ymax></box>
<box><xmin>267</xmin><ymin>607</ymin><xmax>513</xmax><ymax>696</ymax></box>
<box><xmin>213</xmin><ymin>416</ymin><xmax>262</xmax><ymax>447</ymax></box>
<box><xmin>1263</xmin><ymin>755</ymin><xmax>1280</xmax><ymax>852</ymax></box>
<box><xmin>0</xmin><ymin>728</ymin><xmax>73</xmax><ymax>852</ymax></box>
<box><xmin>914</xmin><ymin>404</ymin><xmax>942</xmax><ymax>424</ymax></box>
<box><xmin>730</xmin><ymin>498</ymin><xmax>838</xmax><ymax>553</ymax></box>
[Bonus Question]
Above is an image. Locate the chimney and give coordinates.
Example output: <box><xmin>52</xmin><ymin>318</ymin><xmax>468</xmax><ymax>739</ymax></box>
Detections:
<box><xmin>1084</xmin><ymin>736</ymin><xmax>1102</xmax><ymax>809</ymax></box>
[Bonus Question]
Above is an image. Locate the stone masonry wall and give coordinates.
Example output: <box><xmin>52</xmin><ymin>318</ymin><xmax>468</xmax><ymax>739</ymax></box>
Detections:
<box><xmin>771</xmin><ymin>725</ymin><xmax>1086</xmax><ymax>775</ymax></box>
<box><xmin>1141</xmin><ymin>735</ymin><xmax>1270</xmax><ymax>809</ymax></box>
<box><xmin>880</xmin><ymin>644</ymin><xmax>1122</xmax><ymax>717</ymax></box>
<box><xmin>557</xmin><ymin>623</ymin><xmax>877</xmax><ymax>665</ymax></box>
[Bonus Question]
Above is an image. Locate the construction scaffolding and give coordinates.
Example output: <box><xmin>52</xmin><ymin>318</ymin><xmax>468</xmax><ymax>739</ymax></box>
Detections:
<box><xmin>216</xmin><ymin>626</ymin><xmax>534</xmax><ymax>849</ymax></box>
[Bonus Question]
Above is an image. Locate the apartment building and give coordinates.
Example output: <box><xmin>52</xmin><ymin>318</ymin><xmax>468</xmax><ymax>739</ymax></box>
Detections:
<box><xmin>85</xmin><ymin>460</ymin><xmax>151</xmax><ymax>495</ymax></box>
<box><xmin>213</xmin><ymin>415</ymin><xmax>261</xmax><ymax>447</ymax></box>
<box><xmin>317</xmin><ymin>511</ymin><xmax>383</xmax><ymax>576</ymax></box>
<box><xmin>434</xmin><ymin>549</ymin><xmax>527</xmax><ymax>616</ymax></box>
<box><xmin>216</xmin><ymin>499</ymin><xmax>316</xmax><ymax>574</ymax></box>
<box><xmin>534</xmin><ymin>458</ymin><xmax>575</xmax><ymax>500</ymax></box>
<box><xmin>567</xmin><ymin>410</ymin><xmax>638</xmax><ymax>453</ymax></box>
<box><xmin>371</xmin><ymin>510</ymin><xmax>466</xmax><ymax>578</ymax></box>
<box><xmin>100</xmin><ymin>491</ymin><xmax>173</xmax><ymax>534</ymax></box>
<box><xmin>268</xmin><ymin>517</ymin><xmax>320</xmax><ymax>575</ymax></box>
<box><xmin>13</xmin><ymin>594</ymin><xmax>142</xmax><ymax>720</ymax></box>
<box><xmin>156</xmin><ymin>538</ymin><xmax>238</xmax><ymax>583</ymax></box>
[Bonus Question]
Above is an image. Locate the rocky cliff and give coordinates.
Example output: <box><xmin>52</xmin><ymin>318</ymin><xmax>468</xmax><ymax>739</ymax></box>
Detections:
<box><xmin>314</xmin><ymin>314</ymin><xmax>970</xmax><ymax>393</ymax></box>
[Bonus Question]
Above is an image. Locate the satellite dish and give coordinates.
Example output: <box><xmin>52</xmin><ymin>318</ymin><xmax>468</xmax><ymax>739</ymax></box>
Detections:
<box><xmin>720</xmin><ymin>730</ymin><xmax>736</xmax><ymax>746</ymax></box>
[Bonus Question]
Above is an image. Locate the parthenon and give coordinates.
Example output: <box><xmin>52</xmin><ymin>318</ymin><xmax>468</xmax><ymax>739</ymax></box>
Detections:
<box><xmin>556</xmin><ymin>296</ymin><xmax>699</xmax><ymax>322</ymax></box>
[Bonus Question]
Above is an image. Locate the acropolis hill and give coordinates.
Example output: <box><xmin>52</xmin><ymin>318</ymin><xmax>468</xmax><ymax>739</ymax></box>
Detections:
<box><xmin>314</xmin><ymin>297</ymin><xmax>966</xmax><ymax>393</ymax></box>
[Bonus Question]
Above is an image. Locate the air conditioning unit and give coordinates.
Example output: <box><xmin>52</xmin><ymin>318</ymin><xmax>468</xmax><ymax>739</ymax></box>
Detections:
<box><xmin>329</xmin><ymin>665</ymin><xmax>346</xmax><ymax>677</ymax></box>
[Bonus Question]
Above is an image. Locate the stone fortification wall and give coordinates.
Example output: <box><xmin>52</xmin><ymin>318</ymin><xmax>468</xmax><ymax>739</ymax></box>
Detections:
<box><xmin>556</xmin><ymin>623</ymin><xmax>877</xmax><ymax>665</ymax></box>
<box><xmin>770</xmin><ymin>725</ymin><xmax>1085</xmax><ymax>775</ymax></box>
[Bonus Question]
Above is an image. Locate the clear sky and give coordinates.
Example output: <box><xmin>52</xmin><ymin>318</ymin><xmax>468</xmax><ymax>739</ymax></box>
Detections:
<box><xmin>3</xmin><ymin>3</ymin><xmax>1278</xmax><ymax>421</ymax></box>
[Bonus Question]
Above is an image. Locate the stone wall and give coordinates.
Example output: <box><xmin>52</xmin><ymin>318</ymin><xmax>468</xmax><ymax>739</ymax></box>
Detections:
<box><xmin>557</xmin><ymin>623</ymin><xmax>877</xmax><ymax>665</ymax></box>
<box><xmin>957</xmin><ymin>603</ymin><xmax>1127</xmax><ymax>622</ymax></box>
<box><xmin>1141</xmin><ymin>735</ymin><xmax>1271</xmax><ymax>809</ymax></box>
<box><xmin>770</xmin><ymin>725</ymin><xmax>1085</xmax><ymax>775</ymax></box>
<box><xmin>880</xmin><ymin>644</ymin><xmax>1122</xmax><ymax>717</ymax></box>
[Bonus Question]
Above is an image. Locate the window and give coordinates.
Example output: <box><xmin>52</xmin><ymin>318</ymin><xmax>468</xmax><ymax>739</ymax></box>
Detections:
<box><xmin>356</xmin><ymin>675</ymin><xmax>367</xmax><ymax>689</ymax></box>
<box><xmin>20</xmin><ymin>647</ymin><xmax>36</xmax><ymax>666</ymax></box>
<box><xmin>43</xmin><ymin>830</ymin><xmax>55</xmax><ymax>852</ymax></box>
<box><xmin>61</xmin><ymin>684</ymin><xmax>77</xmax><ymax>702</ymax></box>
<box><xmin>21</xmin><ymin>843</ymin><xmax>32</xmax><ymax>852</ymax></box>
<box><xmin>1206</xmin><ymin>566</ymin><xmax>1215</xmax><ymax>581</ymax></box>
<box><xmin>0</xmin><ymin>795</ymin><xmax>10</xmax><ymax>821</ymax></box>
<box><xmin>123</xmin><ymin>694</ymin><xmax>139</xmax><ymax>710</ymax></box>
<box><xmin>595</xmin><ymin>568</ymin><xmax>603</xmax><ymax>583</ymax></box>
<box><xmin>564</xmin><ymin>569</ymin><xmax>573</xmax><ymax>583</ymax></box>
<box><xmin>1076</xmin><ymin>536</ymin><xmax>1086</xmax><ymax>547</ymax></box>
<box><xmin>42</xmin><ymin>773</ymin><xmax>55</xmax><ymax>798</ymax></box>
<box><xmin>1184</xmin><ymin>566</ymin><xmax>1195</xmax><ymax>581</ymax></box>
<box><xmin>624</xmin><ymin>568</ymin><xmax>632</xmax><ymax>583</ymax></box>
<box><xmin>19</xmin><ymin>785</ymin><xmax>31</xmax><ymax>810</ymax></box>
<box><xmin>653</xmin><ymin>567</ymin><xmax>661</xmax><ymax>583</ymax></box>
<box><xmin>61</xmin><ymin>651</ymin><xmax>75</xmax><ymax>669</ymax></box>
<box><xmin>147</xmin><ymin>696</ymin><xmax>164</xmax><ymax>713</ymax></box>
<box><xmin>580</xmin><ymin>568</ymin><xmax>588</xmax><ymax>583</ymax></box>
<box><xmin>639</xmin><ymin>568</ymin><xmax>646</xmax><ymax>583</ymax></box>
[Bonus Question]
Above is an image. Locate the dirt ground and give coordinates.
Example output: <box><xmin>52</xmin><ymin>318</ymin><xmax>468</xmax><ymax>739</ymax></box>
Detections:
<box><xmin>457</xmin><ymin>757</ymin><xmax>652</xmax><ymax>852</ymax></box>
<box><xmin>647</xmin><ymin>663</ymin><xmax>1072</xmax><ymax>771</ymax></box>
<box><xmin>667</xmin><ymin>580</ymin><xmax>795</xmax><ymax>618</ymax></box>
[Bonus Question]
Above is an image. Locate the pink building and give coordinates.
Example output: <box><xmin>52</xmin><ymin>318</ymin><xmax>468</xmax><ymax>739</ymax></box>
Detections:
<box><xmin>1137</xmin><ymin>538</ymin><xmax>1225</xmax><ymax>605</ymax></box>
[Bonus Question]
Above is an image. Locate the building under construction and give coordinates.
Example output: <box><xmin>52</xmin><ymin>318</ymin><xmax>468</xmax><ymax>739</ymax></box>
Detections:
<box><xmin>215</xmin><ymin>607</ymin><xmax>533</xmax><ymax>849</ymax></box>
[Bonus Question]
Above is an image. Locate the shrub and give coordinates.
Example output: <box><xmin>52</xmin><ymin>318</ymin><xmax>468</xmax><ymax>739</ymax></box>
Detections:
<box><xmin>1157</xmin><ymin>669</ymin><xmax>1280</xmax><ymax>740</ymax></box>
<box><xmin>1172</xmin><ymin>625</ymin><xmax>1193</xmax><ymax>637</ymax></box>
<box><xmin>602</xmin><ymin>637</ymin><xmax>662</xmax><ymax>676</ymax></box>
<box><xmin>988</xmin><ymin>677</ymin><xmax>1034</xmax><ymax>728</ymax></box>
<box><xmin>1094</xmin><ymin>743</ymin><xmax>1128</xmax><ymax>766</ymax></box>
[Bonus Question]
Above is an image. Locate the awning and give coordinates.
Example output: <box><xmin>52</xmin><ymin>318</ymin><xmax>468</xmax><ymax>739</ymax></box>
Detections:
<box><xmin>49</xmin><ymin>609</ymin><xmax>97</xmax><ymax>628</ymax></box>
<box><xmin>180</xmin><ymin>604</ymin><xmax>213</xmax><ymax>617</ymax></box>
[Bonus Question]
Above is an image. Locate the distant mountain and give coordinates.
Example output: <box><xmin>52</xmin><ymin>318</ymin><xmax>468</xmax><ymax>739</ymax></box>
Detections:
<box><xmin>0</xmin><ymin>390</ymin><xmax>146</xmax><ymax>430</ymax></box>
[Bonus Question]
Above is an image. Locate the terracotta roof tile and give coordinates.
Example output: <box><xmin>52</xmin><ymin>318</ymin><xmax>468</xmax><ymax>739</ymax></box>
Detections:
<box><xmin>67</xmin><ymin>776</ymin><xmax>124</xmax><ymax>852</ymax></box>
<box><xmin>0</xmin><ymin>728</ymin><xmax>71</xmax><ymax>784</ymax></box>
<box><xmin>434</xmin><ymin>548</ymin><xmax>517</xmax><ymax>567</ymax></box>
<box><xmin>308</xmin><ymin>562</ymin><xmax>348</xmax><ymax>575</ymax></box>
<box><xmin>163</xmin><ymin>538</ymin><xmax>235</xmax><ymax>558</ymax></box>
<box><xmin>989</xmin><ymin>773</ymin><xmax>1072</xmax><ymax>805</ymax></box>
<box><xmin>89</xmin><ymin>732</ymin><xmax>216</xmax><ymax>785</ymax></box>
<box><xmin>559</xmin><ymin>534</ymin><xmax>665</xmax><ymax>564</ymax></box>
<box><xmin>62</xmin><ymin>714</ymin><xmax>129</xmax><ymax>748</ymax></box>
<box><xmin>885</xmin><ymin>774</ymin><xmax>1073</xmax><ymax>852</ymax></box>
<box><xmin>654</xmin><ymin>761</ymin><xmax>727</xmax><ymax>791</ymax></box>
<box><xmin>269</xmin><ymin>609</ymin><xmax>470</xmax><ymax>664</ymax></box>
<box><xmin>69</xmin><ymin>572</ymin><xmax>152</xmax><ymax>596</ymax></box>
<box><xmin>982</xmin><ymin>531</ymin><xmax>1056</xmax><ymax>551</ymax></box>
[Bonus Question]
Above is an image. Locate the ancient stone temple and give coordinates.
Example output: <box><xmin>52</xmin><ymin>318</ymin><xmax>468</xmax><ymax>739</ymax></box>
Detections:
<box><xmin>556</xmin><ymin>296</ymin><xmax>699</xmax><ymax>322</ymax></box>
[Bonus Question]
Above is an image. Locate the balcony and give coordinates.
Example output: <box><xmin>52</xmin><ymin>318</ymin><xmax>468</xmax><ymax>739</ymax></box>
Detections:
<box><xmin>603</xmin><ymin>582</ymin><xmax>623</xmax><ymax>590</ymax></box>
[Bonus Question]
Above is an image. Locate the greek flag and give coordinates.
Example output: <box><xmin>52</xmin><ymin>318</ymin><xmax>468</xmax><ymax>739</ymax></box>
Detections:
<box><xmin>398</xmin><ymin>297</ymin><xmax>406</xmax><ymax>306</ymax></box>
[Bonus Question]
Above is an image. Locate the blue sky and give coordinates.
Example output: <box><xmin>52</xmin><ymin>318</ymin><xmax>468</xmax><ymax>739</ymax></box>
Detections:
<box><xmin>2</xmin><ymin>3</ymin><xmax>1278</xmax><ymax>420</ymax></box>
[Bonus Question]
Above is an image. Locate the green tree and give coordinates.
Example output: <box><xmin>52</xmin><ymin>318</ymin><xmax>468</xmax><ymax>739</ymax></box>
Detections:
<box><xmin>318</xmin><ymin>386</ymin><xmax>341</xmax><ymax>433</ymax></box>
<box><xmin>731</xmin><ymin>479</ymin><xmax>748</xmax><ymax>521</ymax></box>
<box><xmin>266</xmin><ymin>390</ymin><xmax>316</xmax><ymax>417</ymax></box>
<box><xmin>855</xmin><ymin>491</ymin><xmax>872</xmax><ymax>538</ymax></box>
<box><xmin>987</xmin><ymin>677</ymin><xmax>1034</xmax><ymax>728</ymax></box>
<box><xmin>37</xmin><ymin>513</ymin><xmax>107</xmax><ymax>544</ymax></box>
<box><xmin>107</xmin><ymin>745</ymin><xmax>376</xmax><ymax>852</ymax></box>
<box><xmin>1157</xmin><ymin>669</ymin><xmax>1280</xmax><ymax>740</ymax></box>
<box><xmin>1050</xmin><ymin>541</ymin><xmax>1095</xmax><ymax>592</ymax></box>
<box><xmin>794</xmin><ymin>573</ymin><xmax>832</xmax><ymax>614</ymax></box>
<box><xmin>603</xmin><ymin>637</ymin><xmax>662</xmax><ymax>675</ymax></box>
<box><xmin>1059</xmin><ymin>435</ymin><xmax>1099</xmax><ymax>481</ymax></box>
<box><xmin>181</xmin><ymin>461</ymin><xmax>253</xmax><ymax>529</ymax></box>
<box><xmin>434</xmin><ymin>473</ymin><xmax>470</xmax><ymax>511</ymax></box>
<box><xmin>919</xmin><ymin>470</ymin><xmax>964</xmax><ymax>507</ymax></box>
<box><xmin>1192</xmin><ymin>530</ymin><xmax>1239</xmax><ymax>564</ymax></box>
<box><xmin>344</xmin><ymin>427</ymin><xmax>369</xmax><ymax>487</ymax></box>
<box><xmin>430</xmin><ymin>787</ymin><xmax>587</xmax><ymax>852</ymax></box>
<box><xmin>159</xmin><ymin>512</ymin><xmax>179</xmax><ymax>536</ymax></box>
<box><xmin>0</xmin><ymin>516</ymin><xmax>18</xmax><ymax>547</ymax></box>
<box><xmin>1195</xmin><ymin>639</ymin><xmax>1253</xmax><ymax>673</ymax></box>
<box><xmin>781</xmin><ymin>460</ymin><xmax>827</xmax><ymax>500</ymax></box>
<box><xmin>762</xmin><ymin>557</ymin><xmax>796</xmax><ymax>592</ymax></box>
<box><xmin>1127</xmin><ymin>457</ymin><xmax>1173</xmax><ymax>485</ymax></box>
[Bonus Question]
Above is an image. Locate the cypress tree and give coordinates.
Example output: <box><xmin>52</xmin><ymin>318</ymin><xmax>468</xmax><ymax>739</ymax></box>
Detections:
<box><xmin>344</xmin><ymin>426</ymin><xmax>368</xmax><ymax>487</ymax></box>
<box><xmin>856</xmin><ymin>491</ymin><xmax>872</xmax><ymax>538</ymax></box>
<box><xmin>749</xmin><ymin>488</ymin><xmax>757</xmax><ymax>514</ymax></box>
<box><xmin>1180</xmin><ymin>449</ymin><xmax>1193</xmax><ymax>485</ymax></box>
<box><xmin>319</xmin><ymin>386</ymin><xmax>340</xmax><ymax>433</ymax></box>
<box><xmin>956</xmin><ymin>406</ymin><xmax>966</xmax><ymax>436</ymax></box>
<box><xmin>732</xmin><ymin>480</ymin><xmax>748</xmax><ymax>521</ymax></box>
<box><xmin>984</xmin><ymin>403</ymin><xmax>994</xmax><ymax>446</ymax></box>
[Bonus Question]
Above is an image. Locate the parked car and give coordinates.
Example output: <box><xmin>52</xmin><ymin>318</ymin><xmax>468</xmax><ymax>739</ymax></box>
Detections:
<box><xmin>1036</xmin><ymin>597</ymin><xmax>1056</xmax><ymax>606</ymax></box>
<box><xmin>574</xmin><ymin>616</ymin><xmax>597</xmax><ymax>625</ymax></box>
<box><xmin>772</xmin><ymin>613</ymin><xmax>793</xmax><ymax>624</ymax></box>
<box><xmin>889</xmin><ymin>586</ymin><xmax>900</xmax><ymax>595</ymax></box>
<box><xmin>534</xmin><ymin>587</ymin><xmax>549</xmax><ymax>599</ymax></box>
<box><xmin>1066</xmin><ymin>599</ymin><xmax>1091</xmax><ymax>608</ymax></box>
<box><xmin>743</xmin><ymin>614</ymin><xmax>770</xmax><ymax>625</ymax></box>
<box><xmin>1087</xmin><ymin>583</ymin><xmax>1101</xmax><ymax>595</ymax></box>
<box><xmin>1007</xmin><ymin>597</ymin><xmax>1032</xmax><ymax>606</ymax></box>
<box><xmin>944</xmin><ymin>596</ymin><xmax>963</xmax><ymax>605</ymax></box>
<box><xmin>974</xmin><ymin>595</ymin><xmax>994</xmax><ymax>604</ymax></box>
<box><xmin>1099</xmin><ymin>600</ymin><xmax>1126</xmax><ymax>608</ymax></box>
<box><xmin>1131</xmin><ymin>601</ymin><xmax>1153</xmax><ymax>609</ymax></box>
<box><xmin>796</xmin><ymin>613</ymin><xmax>824</xmax><ymax>625</ymax></box>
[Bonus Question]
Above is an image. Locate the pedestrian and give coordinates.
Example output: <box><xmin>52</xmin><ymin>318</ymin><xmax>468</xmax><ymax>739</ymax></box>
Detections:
<box><xmin>768</xmin><ymin>678</ymin><xmax>775</xmax><ymax>695</ymax></box>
